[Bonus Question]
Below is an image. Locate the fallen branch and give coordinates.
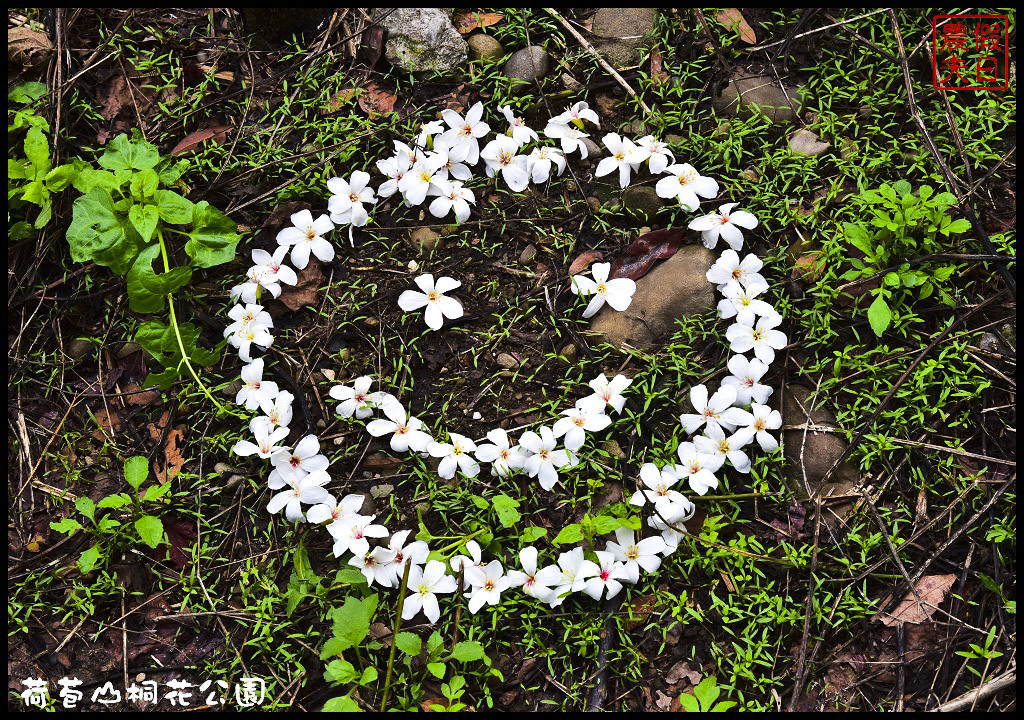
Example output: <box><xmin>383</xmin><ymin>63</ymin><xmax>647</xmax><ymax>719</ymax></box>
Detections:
<box><xmin>932</xmin><ymin>669</ymin><xmax>1015</xmax><ymax>712</ymax></box>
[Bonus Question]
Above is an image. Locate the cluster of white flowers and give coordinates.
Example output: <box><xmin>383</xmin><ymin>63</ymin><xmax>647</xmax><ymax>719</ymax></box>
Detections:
<box><xmin>220</xmin><ymin>99</ymin><xmax>787</xmax><ymax>625</ymax></box>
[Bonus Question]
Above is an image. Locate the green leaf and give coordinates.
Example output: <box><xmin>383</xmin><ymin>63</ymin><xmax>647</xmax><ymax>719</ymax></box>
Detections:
<box><xmin>134</xmin><ymin>515</ymin><xmax>165</xmax><ymax>548</ymax></box>
<box><xmin>185</xmin><ymin>201</ymin><xmax>241</xmax><ymax>268</ymax></box>
<box><xmin>320</xmin><ymin>635</ymin><xmax>348</xmax><ymax>659</ymax></box>
<box><xmin>427</xmin><ymin>662</ymin><xmax>447</xmax><ymax>679</ymax></box>
<box><xmin>154</xmin><ymin>189</ymin><xmax>195</xmax><ymax>224</ymax></box>
<box><xmin>492</xmin><ymin>494</ymin><xmax>521</xmax><ymax>528</ymax></box>
<box><xmin>552</xmin><ymin>523</ymin><xmax>584</xmax><ymax>545</ymax></box>
<box><xmin>124</xmin><ymin>455</ymin><xmax>149</xmax><ymax>491</ymax></box>
<box><xmin>945</xmin><ymin>218</ymin><xmax>971</xmax><ymax>235</ymax></box>
<box><xmin>75</xmin><ymin>496</ymin><xmax>96</xmax><ymax>522</ymax></box>
<box><xmin>329</xmin><ymin>594</ymin><xmax>378</xmax><ymax>651</ymax></box>
<box><xmin>843</xmin><ymin>222</ymin><xmax>873</xmax><ymax>257</ymax></box>
<box><xmin>867</xmin><ymin>295</ymin><xmax>891</xmax><ymax>337</ymax></box>
<box><xmin>469</xmin><ymin>494</ymin><xmax>488</xmax><ymax>510</ymax></box>
<box><xmin>98</xmin><ymin>517</ymin><xmax>121</xmax><ymax>532</ymax></box>
<box><xmin>450</xmin><ymin>641</ymin><xmax>486</xmax><ymax>662</ymax></box>
<box><xmin>66</xmin><ymin>188</ymin><xmax>141</xmax><ymax>276</ymax></box>
<box><xmin>693</xmin><ymin>677</ymin><xmax>721</xmax><ymax>710</ymax></box>
<box><xmin>139</xmin><ymin>481</ymin><xmax>170</xmax><ymax>502</ymax></box>
<box><xmin>323</xmin><ymin>659</ymin><xmax>358</xmax><ymax>684</ymax></box>
<box><xmin>9</xmin><ymin>158</ymin><xmax>28</xmax><ymax>180</ymax></box>
<box><xmin>128</xmin><ymin>203</ymin><xmax>160</xmax><ymax>243</ymax></box>
<box><xmin>589</xmin><ymin>515</ymin><xmax>620</xmax><ymax>535</ymax></box>
<box><xmin>322</xmin><ymin>695</ymin><xmax>362</xmax><ymax>712</ymax></box>
<box><xmin>78</xmin><ymin>544</ymin><xmax>102</xmax><ymax>573</ymax></box>
<box><xmin>395</xmin><ymin>631</ymin><xmax>422</xmax><ymax>657</ymax></box>
<box><xmin>98</xmin><ymin>134</ymin><xmax>160</xmax><ymax>172</ymax></box>
<box><xmin>72</xmin><ymin>167</ymin><xmax>130</xmax><ymax>194</ymax></box>
<box><xmin>129</xmin><ymin>169</ymin><xmax>159</xmax><ymax>199</ymax></box>
<box><xmin>44</xmin><ymin>161</ymin><xmax>84</xmax><ymax>191</ymax></box>
<box><xmin>892</xmin><ymin>179</ymin><xmax>912</xmax><ymax>196</ymax></box>
<box><xmin>520</xmin><ymin>526</ymin><xmax>547</xmax><ymax>543</ymax></box>
<box><xmin>333</xmin><ymin>567</ymin><xmax>369</xmax><ymax>585</ymax></box>
<box><xmin>426</xmin><ymin>630</ymin><xmax>444</xmax><ymax>656</ymax></box>
<box><xmin>97</xmin><ymin>493</ymin><xmax>132</xmax><ymax>509</ymax></box>
<box><xmin>24</xmin><ymin>126</ymin><xmax>51</xmax><ymax>177</ymax></box>
<box><xmin>883</xmin><ymin>271</ymin><xmax>901</xmax><ymax>288</ymax></box>
<box><xmin>358</xmin><ymin>667</ymin><xmax>378</xmax><ymax>685</ymax></box>
<box><xmin>50</xmin><ymin>518</ymin><xmax>83</xmax><ymax>535</ymax></box>
<box><xmin>9</xmin><ymin>81</ymin><xmax>48</xmax><ymax>104</ymax></box>
<box><xmin>126</xmin><ymin>244</ymin><xmax>193</xmax><ymax>313</ymax></box>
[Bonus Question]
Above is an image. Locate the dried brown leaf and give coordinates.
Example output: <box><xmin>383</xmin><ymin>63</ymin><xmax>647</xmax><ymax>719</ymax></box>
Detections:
<box><xmin>568</xmin><ymin>249</ymin><xmax>603</xmax><ymax>276</ymax></box>
<box><xmin>263</xmin><ymin>200</ymin><xmax>311</xmax><ymax>230</ymax></box>
<box><xmin>650</xmin><ymin>48</ymin><xmax>669</xmax><ymax>84</ymax></box>
<box><xmin>171</xmin><ymin>125</ymin><xmax>232</xmax><ymax>156</ymax></box>
<box><xmin>278</xmin><ymin>258</ymin><xmax>324</xmax><ymax>311</ymax></box>
<box><xmin>716</xmin><ymin>8</ymin><xmax>757</xmax><ymax>44</ymax></box>
<box><xmin>8</xmin><ymin>26</ymin><xmax>53</xmax><ymax>69</ymax></box>
<box><xmin>666</xmin><ymin>660</ymin><xmax>702</xmax><ymax>686</ymax></box>
<box><xmin>358</xmin><ymin>83</ymin><xmax>397</xmax><ymax>118</ymax></box>
<box><xmin>608</xmin><ymin>228</ymin><xmax>687</xmax><ymax>280</ymax></box>
<box><xmin>454</xmin><ymin>11</ymin><xmax>504</xmax><ymax>34</ymax></box>
<box><xmin>358</xmin><ymin>25</ymin><xmax>385</xmax><ymax>67</ymax></box>
<box><xmin>624</xmin><ymin>593</ymin><xmax>658</xmax><ymax>630</ymax></box>
<box><xmin>875</xmin><ymin>574</ymin><xmax>956</xmax><ymax>626</ymax></box>
<box><xmin>324</xmin><ymin>87</ymin><xmax>357</xmax><ymax>115</ymax></box>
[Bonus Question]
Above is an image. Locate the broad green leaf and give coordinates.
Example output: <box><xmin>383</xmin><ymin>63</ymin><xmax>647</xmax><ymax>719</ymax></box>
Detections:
<box><xmin>23</xmin><ymin>126</ymin><xmax>51</xmax><ymax>177</ymax></box>
<box><xmin>75</xmin><ymin>496</ymin><xmax>96</xmax><ymax>522</ymax></box>
<box><xmin>358</xmin><ymin>667</ymin><xmax>378</xmax><ymax>685</ymax></box>
<box><xmin>329</xmin><ymin>594</ymin><xmax>378</xmax><ymax>651</ymax></box>
<box><xmin>141</xmin><ymin>481</ymin><xmax>171</xmax><ymax>502</ymax></box>
<box><xmin>883</xmin><ymin>271</ymin><xmax>901</xmax><ymax>288</ymax></box>
<box><xmin>427</xmin><ymin>662</ymin><xmax>446</xmax><ymax>679</ymax></box>
<box><xmin>50</xmin><ymin>518</ymin><xmax>83</xmax><ymax>535</ymax></box>
<box><xmin>678</xmin><ymin>693</ymin><xmax>700</xmax><ymax>711</ymax></box>
<box><xmin>98</xmin><ymin>517</ymin><xmax>121</xmax><ymax>532</ymax></box>
<box><xmin>97</xmin><ymin>493</ymin><xmax>132</xmax><ymax>509</ymax></box>
<box><xmin>945</xmin><ymin>218</ymin><xmax>971</xmax><ymax>235</ymax></box>
<box><xmin>153</xmin><ymin>189</ymin><xmax>195</xmax><ymax>224</ymax></box>
<box><xmin>333</xmin><ymin>567</ymin><xmax>368</xmax><ymax>585</ymax></box>
<box><xmin>129</xmin><ymin>169</ymin><xmax>159</xmax><ymax>199</ymax></box>
<box><xmin>552</xmin><ymin>523</ymin><xmax>584</xmax><ymax>545</ymax></box>
<box><xmin>98</xmin><ymin>134</ymin><xmax>160</xmax><ymax>171</ymax></box>
<box><xmin>144</xmin><ymin>366</ymin><xmax>180</xmax><ymax>391</ymax></box>
<box><xmin>157</xmin><ymin>160</ymin><xmax>186</xmax><ymax>186</ymax></box>
<box><xmin>322</xmin><ymin>695</ymin><xmax>362</xmax><ymax>712</ymax></box>
<box><xmin>520</xmin><ymin>526</ymin><xmax>547</xmax><ymax>543</ymax></box>
<box><xmin>867</xmin><ymin>294</ymin><xmax>892</xmax><ymax>337</ymax></box>
<box><xmin>126</xmin><ymin>244</ymin><xmax>192</xmax><ymax>313</ymax></box>
<box><xmin>842</xmin><ymin>222</ymin><xmax>873</xmax><ymax>257</ymax></box>
<box><xmin>320</xmin><ymin>636</ymin><xmax>348</xmax><ymax>659</ymax></box>
<box><xmin>124</xmin><ymin>455</ymin><xmax>149</xmax><ymax>491</ymax></box>
<box><xmin>66</xmin><ymin>188</ymin><xmax>140</xmax><ymax>276</ymax></box>
<box><xmin>589</xmin><ymin>515</ymin><xmax>620</xmax><ymax>535</ymax></box>
<box><xmin>450</xmin><ymin>641</ymin><xmax>486</xmax><ymax>662</ymax></box>
<box><xmin>72</xmin><ymin>167</ymin><xmax>130</xmax><ymax>194</ymax></box>
<box><xmin>185</xmin><ymin>201</ymin><xmax>241</xmax><ymax>268</ymax></box>
<box><xmin>45</xmin><ymin>161</ymin><xmax>84</xmax><ymax>191</ymax></box>
<box><xmin>491</xmin><ymin>494</ymin><xmax>521</xmax><ymax>528</ymax></box>
<box><xmin>693</xmin><ymin>677</ymin><xmax>721</xmax><ymax>710</ymax></box>
<box><xmin>892</xmin><ymin>179</ymin><xmax>912</xmax><ymax>196</ymax></box>
<box><xmin>128</xmin><ymin>203</ymin><xmax>159</xmax><ymax>243</ymax></box>
<box><xmin>134</xmin><ymin>515</ymin><xmax>165</xmax><ymax>548</ymax></box>
<box><xmin>20</xmin><ymin>178</ymin><xmax>48</xmax><ymax>206</ymax></box>
<box><xmin>426</xmin><ymin>630</ymin><xmax>444</xmax><ymax>656</ymax></box>
<box><xmin>395</xmin><ymin>632</ymin><xmax>422</xmax><ymax>656</ymax></box>
<box><xmin>323</xmin><ymin>659</ymin><xmax>358</xmax><ymax>684</ymax></box>
<box><xmin>469</xmin><ymin>494</ymin><xmax>488</xmax><ymax>509</ymax></box>
<box><xmin>78</xmin><ymin>544</ymin><xmax>102</xmax><ymax>573</ymax></box>
<box><xmin>32</xmin><ymin>193</ymin><xmax>53</xmax><ymax>229</ymax></box>
<box><xmin>9</xmin><ymin>81</ymin><xmax>48</xmax><ymax>104</ymax></box>
<box><xmin>9</xmin><ymin>158</ymin><xmax>28</xmax><ymax>180</ymax></box>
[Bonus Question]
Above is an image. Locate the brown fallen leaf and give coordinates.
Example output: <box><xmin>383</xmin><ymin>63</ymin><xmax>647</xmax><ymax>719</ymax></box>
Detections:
<box><xmin>358</xmin><ymin>25</ymin><xmax>385</xmax><ymax>67</ymax></box>
<box><xmin>92</xmin><ymin>408</ymin><xmax>121</xmax><ymax>441</ymax></box>
<box><xmin>99</xmin><ymin>75</ymin><xmax>132</xmax><ymax>122</ymax></box>
<box><xmin>263</xmin><ymin>200</ymin><xmax>311</xmax><ymax>230</ymax></box>
<box><xmin>323</xmin><ymin>87</ymin><xmax>357</xmax><ymax>115</ymax></box>
<box><xmin>454</xmin><ymin>11</ymin><xmax>503</xmax><ymax>34</ymax></box>
<box><xmin>171</xmin><ymin>125</ymin><xmax>232</xmax><ymax>156</ymax></box>
<box><xmin>716</xmin><ymin>8</ymin><xmax>757</xmax><ymax>44</ymax></box>
<box><xmin>155</xmin><ymin>426</ymin><xmax>185</xmax><ymax>484</ymax></box>
<box><xmin>8</xmin><ymin>26</ymin><xmax>53</xmax><ymax>71</ymax></box>
<box><xmin>123</xmin><ymin>382</ymin><xmax>161</xmax><ymax>406</ymax></box>
<box><xmin>568</xmin><ymin>249</ymin><xmax>603</xmax><ymax>276</ymax></box>
<box><xmin>358</xmin><ymin>83</ymin><xmax>397</xmax><ymax>118</ymax></box>
<box><xmin>875</xmin><ymin>574</ymin><xmax>956</xmax><ymax>626</ymax></box>
<box><xmin>608</xmin><ymin>227</ymin><xmax>687</xmax><ymax>280</ymax></box>
<box><xmin>650</xmin><ymin>48</ymin><xmax>669</xmax><ymax>85</ymax></box>
<box><xmin>654</xmin><ymin>690</ymin><xmax>674</xmax><ymax>710</ymax></box>
<box><xmin>624</xmin><ymin>593</ymin><xmax>658</xmax><ymax>630</ymax></box>
<box><xmin>666</xmin><ymin>660</ymin><xmax>702</xmax><ymax>686</ymax></box>
<box><xmin>278</xmin><ymin>257</ymin><xmax>324</xmax><ymax>311</ymax></box>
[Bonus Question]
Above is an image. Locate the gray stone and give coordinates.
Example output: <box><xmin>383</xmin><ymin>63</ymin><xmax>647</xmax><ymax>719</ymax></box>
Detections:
<box><xmin>789</xmin><ymin>129</ymin><xmax>831</xmax><ymax>157</ymax></box>
<box><xmin>782</xmin><ymin>385</ymin><xmax>860</xmax><ymax>501</ymax></box>
<box><xmin>467</xmin><ymin>33</ymin><xmax>504</xmax><ymax>62</ymax></box>
<box><xmin>588</xmin><ymin>245</ymin><xmax>716</xmax><ymax>349</ymax></box>
<box><xmin>117</xmin><ymin>341</ymin><xmax>142</xmax><ymax>358</ymax></box>
<box><xmin>561</xmin><ymin>72</ymin><xmax>583</xmax><ymax>91</ymax></box>
<box><xmin>741</xmin><ymin>167</ymin><xmax>759</xmax><ymax>183</ymax></box>
<box><xmin>591</xmin><ymin>8</ymin><xmax>657</xmax><ymax>68</ymax></box>
<box><xmin>582</xmin><ymin>137</ymin><xmax>602</xmax><ymax>159</ymax></box>
<box><xmin>586</xmin><ymin>196</ymin><xmax>601</xmax><ymax>213</ymax></box>
<box><xmin>559</xmin><ymin>343</ymin><xmax>578</xmax><ymax>363</ymax></box>
<box><xmin>66</xmin><ymin>338</ymin><xmax>94</xmax><ymax>360</ymax></box>
<box><xmin>408</xmin><ymin>227</ymin><xmax>441</xmax><ymax>255</ymax></box>
<box><xmin>519</xmin><ymin>243</ymin><xmax>537</xmax><ymax>263</ymax></box>
<box><xmin>370</xmin><ymin>483</ymin><xmax>394</xmax><ymax>499</ymax></box>
<box><xmin>496</xmin><ymin>353</ymin><xmax>521</xmax><ymax>370</ymax></box>
<box><xmin>623</xmin><ymin>119</ymin><xmax>648</xmax><ymax>136</ymax></box>
<box><xmin>599</xmin><ymin>439</ymin><xmax>625</xmax><ymax>458</ymax></box>
<box><xmin>622</xmin><ymin>185</ymin><xmax>665</xmax><ymax>221</ymax></box>
<box><xmin>503</xmin><ymin>45</ymin><xmax>551</xmax><ymax>81</ymax></box>
<box><xmin>375</xmin><ymin>8</ymin><xmax>467</xmax><ymax>73</ymax></box>
<box><xmin>713</xmin><ymin>72</ymin><xmax>802</xmax><ymax>125</ymax></box>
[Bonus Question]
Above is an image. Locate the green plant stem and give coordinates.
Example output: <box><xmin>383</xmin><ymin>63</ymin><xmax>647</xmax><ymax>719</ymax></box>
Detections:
<box><xmin>379</xmin><ymin>558</ymin><xmax>412</xmax><ymax>712</ymax></box>
<box><xmin>432</xmin><ymin>528</ymin><xmax>488</xmax><ymax>556</ymax></box>
<box><xmin>156</xmin><ymin>229</ymin><xmax>241</xmax><ymax>419</ymax></box>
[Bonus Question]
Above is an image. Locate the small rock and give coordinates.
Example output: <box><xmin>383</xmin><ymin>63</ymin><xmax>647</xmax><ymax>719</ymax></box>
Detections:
<box><xmin>364</xmin><ymin>317</ymin><xmax>380</xmax><ymax>328</ymax></box>
<box><xmin>370</xmin><ymin>483</ymin><xmax>394</xmax><ymax>499</ymax></box>
<box><xmin>712</xmin><ymin>121</ymin><xmax>732</xmax><ymax>137</ymax></box>
<box><xmin>594</xmin><ymin>93</ymin><xmax>617</xmax><ymax>117</ymax></box>
<box><xmin>622</xmin><ymin>185</ymin><xmax>665</xmax><ymax>221</ymax></box>
<box><xmin>408</xmin><ymin>227</ymin><xmax>441</xmax><ymax>255</ymax></box>
<box><xmin>591</xmin><ymin>7</ymin><xmax>657</xmax><ymax>68</ymax></box>
<box><xmin>856</xmin><ymin>105</ymin><xmax>873</xmax><ymax>120</ymax></box>
<box><xmin>519</xmin><ymin>244</ymin><xmax>538</xmax><ymax>263</ymax></box>
<box><xmin>467</xmin><ymin>33</ymin><xmax>504</xmax><ymax>62</ymax></box>
<box><xmin>559</xmin><ymin>343</ymin><xmax>579</xmax><ymax>363</ymax></box>
<box><xmin>221</xmin><ymin>379</ymin><xmax>243</xmax><ymax>398</ymax></box>
<box><xmin>623</xmin><ymin>120</ymin><xmax>647</xmax><ymax>136</ymax></box>
<box><xmin>364</xmin><ymin>453</ymin><xmax>401</xmax><ymax>472</ymax></box>
<box><xmin>499</xmin><ymin>369</ymin><xmax>514</xmax><ymax>379</ymax></box>
<box><xmin>741</xmin><ymin>167</ymin><xmax>759</xmax><ymax>183</ymax></box>
<box><xmin>496</xmin><ymin>353</ymin><xmax>520</xmax><ymax>370</ymax></box>
<box><xmin>713</xmin><ymin>72</ymin><xmax>802</xmax><ymax>125</ymax></box>
<box><xmin>839</xmin><ymin>137</ymin><xmax>856</xmax><ymax>161</ymax></box>
<box><xmin>472</xmin><ymin>411</ymin><xmax>482</xmax><ymax>420</ymax></box>
<box><xmin>804</xmin><ymin>111</ymin><xmax>819</xmax><ymax>125</ymax></box>
<box><xmin>339</xmin><ymin>347</ymin><xmax>352</xmax><ymax>362</ymax></box>
<box><xmin>414</xmin><ymin>501</ymin><xmax>432</xmax><ymax>515</ymax></box>
<box><xmin>503</xmin><ymin>45</ymin><xmax>551</xmax><ymax>82</ymax></box>
<box><xmin>599</xmin><ymin>439</ymin><xmax>625</xmax><ymax>458</ymax></box>
<box><xmin>666</xmin><ymin>134</ymin><xmax>684</xmax><ymax>147</ymax></box>
<box><xmin>788</xmin><ymin>129</ymin><xmax>831</xmax><ymax>157</ymax></box>
<box><xmin>214</xmin><ymin>462</ymin><xmax>243</xmax><ymax>475</ymax></box>
<box><xmin>407</xmin><ymin>259</ymin><xmax>420</xmax><ymax>273</ymax></box>
<box><xmin>582</xmin><ymin>137</ymin><xmax>602</xmax><ymax>159</ymax></box>
<box><xmin>586</xmin><ymin>196</ymin><xmax>602</xmax><ymax>213</ymax></box>
<box><xmin>66</xmin><ymin>338</ymin><xmax>93</xmax><ymax>360</ymax></box>
<box><xmin>782</xmin><ymin>385</ymin><xmax>860</xmax><ymax>506</ymax></box>
<box><xmin>560</xmin><ymin>72</ymin><xmax>582</xmax><ymax>91</ymax></box>
<box><xmin>374</xmin><ymin>8</ymin><xmax>467</xmax><ymax>73</ymax></box>
<box><xmin>588</xmin><ymin>245</ymin><xmax>716</xmax><ymax>349</ymax></box>
<box><xmin>321</xmin><ymin>368</ymin><xmax>336</xmax><ymax>381</ymax></box>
